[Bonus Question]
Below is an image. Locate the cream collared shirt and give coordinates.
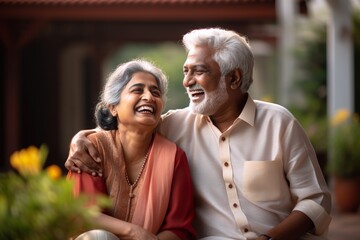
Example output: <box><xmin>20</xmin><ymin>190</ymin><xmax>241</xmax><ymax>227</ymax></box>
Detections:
<box><xmin>159</xmin><ymin>96</ymin><xmax>331</xmax><ymax>240</ymax></box>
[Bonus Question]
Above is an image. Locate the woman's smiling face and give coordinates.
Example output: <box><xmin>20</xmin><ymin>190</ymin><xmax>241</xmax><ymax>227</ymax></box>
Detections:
<box><xmin>111</xmin><ymin>71</ymin><xmax>164</xmax><ymax>130</ymax></box>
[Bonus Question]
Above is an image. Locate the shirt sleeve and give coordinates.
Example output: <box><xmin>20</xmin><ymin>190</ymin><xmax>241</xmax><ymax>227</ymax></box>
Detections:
<box><xmin>284</xmin><ymin>119</ymin><xmax>332</xmax><ymax>235</ymax></box>
<box><xmin>159</xmin><ymin>148</ymin><xmax>197</xmax><ymax>240</ymax></box>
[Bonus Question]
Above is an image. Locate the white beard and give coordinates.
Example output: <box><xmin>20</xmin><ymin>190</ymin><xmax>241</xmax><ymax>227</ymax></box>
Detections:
<box><xmin>188</xmin><ymin>76</ymin><xmax>228</xmax><ymax>116</ymax></box>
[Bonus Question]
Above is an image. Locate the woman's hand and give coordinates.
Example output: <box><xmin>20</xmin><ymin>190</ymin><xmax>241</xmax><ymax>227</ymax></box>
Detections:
<box><xmin>65</xmin><ymin>129</ymin><xmax>103</xmax><ymax>176</ymax></box>
<box><xmin>122</xmin><ymin>224</ymin><xmax>158</xmax><ymax>240</ymax></box>
<box><xmin>94</xmin><ymin>213</ymin><xmax>158</xmax><ymax>240</ymax></box>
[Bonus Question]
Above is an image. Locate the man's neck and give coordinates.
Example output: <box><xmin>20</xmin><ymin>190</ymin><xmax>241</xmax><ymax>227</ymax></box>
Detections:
<box><xmin>209</xmin><ymin>93</ymin><xmax>248</xmax><ymax>133</ymax></box>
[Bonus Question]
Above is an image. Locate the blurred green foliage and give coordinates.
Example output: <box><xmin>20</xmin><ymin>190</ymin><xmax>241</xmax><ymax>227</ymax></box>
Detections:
<box><xmin>0</xmin><ymin>145</ymin><xmax>111</xmax><ymax>240</ymax></box>
<box><xmin>327</xmin><ymin>110</ymin><xmax>360</xmax><ymax>178</ymax></box>
<box><xmin>290</xmin><ymin>15</ymin><xmax>328</xmax><ymax>152</ymax></box>
<box><xmin>290</xmin><ymin>9</ymin><xmax>360</xmax><ymax>154</ymax></box>
<box><xmin>354</xmin><ymin>9</ymin><xmax>360</xmax><ymax>114</ymax></box>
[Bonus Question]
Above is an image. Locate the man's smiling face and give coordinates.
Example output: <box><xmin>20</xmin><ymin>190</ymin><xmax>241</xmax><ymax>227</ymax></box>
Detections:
<box><xmin>183</xmin><ymin>45</ymin><xmax>228</xmax><ymax>115</ymax></box>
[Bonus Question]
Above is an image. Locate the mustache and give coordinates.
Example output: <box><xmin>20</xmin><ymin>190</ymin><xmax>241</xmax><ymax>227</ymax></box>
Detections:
<box><xmin>187</xmin><ymin>83</ymin><xmax>203</xmax><ymax>91</ymax></box>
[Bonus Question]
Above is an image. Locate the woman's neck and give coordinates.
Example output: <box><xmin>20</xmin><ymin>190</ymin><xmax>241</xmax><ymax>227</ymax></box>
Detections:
<box><xmin>118</xmin><ymin>129</ymin><xmax>154</xmax><ymax>164</ymax></box>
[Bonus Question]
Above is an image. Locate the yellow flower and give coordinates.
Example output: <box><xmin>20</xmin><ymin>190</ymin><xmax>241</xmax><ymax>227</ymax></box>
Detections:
<box><xmin>10</xmin><ymin>146</ymin><xmax>41</xmax><ymax>176</ymax></box>
<box><xmin>331</xmin><ymin>109</ymin><xmax>350</xmax><ymax>127</ymax></box>
<box><xmin>9</xmin><ymin>145</ymin><xmax>48</xmax><ymax>176</ymax></box>
<box><xmin>46</xmin><ymin>165</ymin><xmax>62</xmax><ymax>180</ymax></box>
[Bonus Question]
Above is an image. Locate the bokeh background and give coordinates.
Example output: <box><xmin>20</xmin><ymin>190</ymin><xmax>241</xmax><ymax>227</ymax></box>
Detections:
<box><xmin>1</xmin><ymin>0</ymin><xmax>360</xmax><ymax>238</ymax></box>
<box><xmin>0</xmin><ymin>0</ymin><xmax>358</xmax><ymax>184</ymax></box>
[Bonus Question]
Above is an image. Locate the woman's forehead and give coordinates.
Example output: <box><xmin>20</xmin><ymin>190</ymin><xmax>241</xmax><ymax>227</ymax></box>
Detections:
<box><xmin>127</xmin><ymin>72</ymin><xmax>159</xmax><ymax>87</ymax></box>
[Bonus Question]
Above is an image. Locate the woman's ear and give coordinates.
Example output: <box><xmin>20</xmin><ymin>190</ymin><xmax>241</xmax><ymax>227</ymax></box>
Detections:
<box><xmin>109</xmin><ymin>105</ymin><xmax>117</xmax><ymax>117</ymax></box>
<box><xmin>229</xmin><ymin>69</ymin><xmax>242</xmax><ymax>90</ymax></box>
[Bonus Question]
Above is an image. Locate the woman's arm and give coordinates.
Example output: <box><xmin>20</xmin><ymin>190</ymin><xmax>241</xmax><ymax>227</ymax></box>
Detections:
<box><xmin>69</xmin><ymin>163</ymin><xmax>160</xmax><ymax>240</ymax></box>
<box><xmin>94</xmin><ymin>213</ymin><xmax>159</xmax><ymax>240</ymax></box>
<box><xmin>157</xmin><ymin>230</ymin><xmax>181</xmax><ymax>240</ymax></box>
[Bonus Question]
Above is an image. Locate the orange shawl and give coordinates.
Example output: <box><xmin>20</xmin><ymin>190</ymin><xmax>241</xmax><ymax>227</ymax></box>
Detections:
<box><xmin>132</xmin><ymin>134</ymin><xmax>176</xmax><ymax>233</ymax></box>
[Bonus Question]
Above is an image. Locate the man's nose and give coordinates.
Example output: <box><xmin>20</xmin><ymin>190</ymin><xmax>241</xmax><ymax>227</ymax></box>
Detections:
<box><xmin>183</xmin><ymin>74</ymin><xmax>195</xmax><ymax>87</ymax></box>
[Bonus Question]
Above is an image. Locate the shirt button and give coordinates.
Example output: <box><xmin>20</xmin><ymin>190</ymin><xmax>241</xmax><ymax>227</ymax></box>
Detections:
<box><xmin>221</xmin><ymin>137</ymin><xmax>226</xmax><ymax>141</ymax></box>
<box><xmin>228</xmin><ymin>183</ymin><xmax>233</xmax><ymax>188</ymax></box>
<box><xmin>224</xmin><ymin>162</ymin><xmax>229</xmax><ymax>167</ymax></box>
<box><xmin>233</xmin><ymin>203</ymin><xmax>238</xmax><ymax>208</ymax></box>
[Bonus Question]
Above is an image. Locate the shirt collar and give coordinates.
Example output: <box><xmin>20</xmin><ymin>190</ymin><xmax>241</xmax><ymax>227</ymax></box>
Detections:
<box><xmin>237</xmin><ymin>95</ymin><xmax>256</xmax><ymax>127</ymax></box>
<box><xmin>198</xmin><ymin>95</ymin><xmax>256</xmax><ymax>127</ymax></box>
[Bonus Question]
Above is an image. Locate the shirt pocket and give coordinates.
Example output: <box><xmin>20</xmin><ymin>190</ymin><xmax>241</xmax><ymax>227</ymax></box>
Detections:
<box><xmin>242</xmin><ymin>160</ymin><xmax>284</xmax><ymax>202</ymax></box>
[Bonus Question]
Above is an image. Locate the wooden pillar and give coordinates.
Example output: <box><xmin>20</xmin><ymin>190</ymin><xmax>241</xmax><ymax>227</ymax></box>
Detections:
<box><xmin>0</xmin><ymin>21</ymin><xmax>46</xmax><ymax>166</ymax></box>
<box><xmin>0</xmin><ymin>22</ymin><xmax>20</xmax><ymax>168</ymax></box>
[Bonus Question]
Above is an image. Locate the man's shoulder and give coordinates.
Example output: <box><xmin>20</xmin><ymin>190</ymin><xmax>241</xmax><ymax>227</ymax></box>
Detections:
<box><xmin>162</xmin><ymin>107</ymin><xmax>196</xmax><ymax>123</ymax></box>
<box><xmin>254</xmin><ymin>100</ymin><xmax>294</xmax><ymax>119</ymax></box>
<box><xmin>163</xmin><ymin>107</ymin><xmax>191</xmax><ymax>117</ymax></box>
<box><xmin>159</xmin><ymin>107</ymin><xmax>199</xmax><ymax>137</ymax></box>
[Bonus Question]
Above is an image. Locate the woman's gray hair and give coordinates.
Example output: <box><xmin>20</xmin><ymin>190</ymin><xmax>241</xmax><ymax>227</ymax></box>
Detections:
<box><xmin>182</xmin><ymin>28</ymin><xmax>254</xmax><ymax>92</ymax></box>
<box><xmin>95</xmin><ymin>59</ymin><xmax>168</xmax><ymax>130</ymax></box>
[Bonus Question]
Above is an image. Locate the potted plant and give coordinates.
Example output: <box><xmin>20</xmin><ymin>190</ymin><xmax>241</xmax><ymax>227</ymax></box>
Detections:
<box><xmin>327</xmin><ymin>109</ymin><xmax>360</xmax><ymax>212</ymax></box>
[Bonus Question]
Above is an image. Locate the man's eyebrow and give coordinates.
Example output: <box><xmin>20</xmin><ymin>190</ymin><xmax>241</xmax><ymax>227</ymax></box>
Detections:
<box><xmin>184</xmin><ymin>64</ymin><xmax>207</xmax><ymax>69</ymax></box>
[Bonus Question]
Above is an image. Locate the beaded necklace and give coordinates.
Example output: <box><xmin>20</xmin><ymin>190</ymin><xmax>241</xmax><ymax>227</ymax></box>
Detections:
<box><xmin>124</xmin><ymin>145</ymin><xmax>151</xmax><ymax>222</ymax></box>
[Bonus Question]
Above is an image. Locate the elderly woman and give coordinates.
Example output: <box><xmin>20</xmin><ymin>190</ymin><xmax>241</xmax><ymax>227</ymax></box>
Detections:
<box><xmin>68</xmin><ymin>60</ymin><xmax>196</xmax><ymax>240</ymax></box>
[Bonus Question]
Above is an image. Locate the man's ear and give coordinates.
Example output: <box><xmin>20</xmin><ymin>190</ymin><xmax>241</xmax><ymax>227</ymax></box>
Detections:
<box><xmin>229</xmin><ymin>69</ymin><xmax>242</xmax><ymax>90</ymax></box>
